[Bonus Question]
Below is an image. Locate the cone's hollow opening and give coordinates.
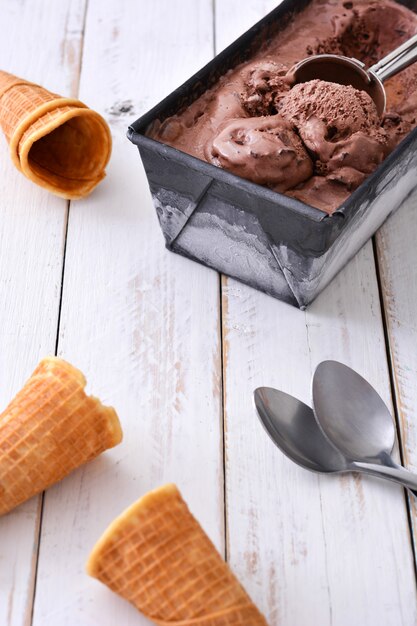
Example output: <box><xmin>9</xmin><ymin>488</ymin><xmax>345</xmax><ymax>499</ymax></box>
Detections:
<box><xmin>26</xmin><ymin>112</ymin><xmax>110</xmax><ymax>195</ymax></box>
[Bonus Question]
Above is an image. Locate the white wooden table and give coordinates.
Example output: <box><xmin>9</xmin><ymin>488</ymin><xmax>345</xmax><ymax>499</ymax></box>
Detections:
<box><xmin>1</xmin><ymin>1</ymin><xmax>417</xmax><ymax>625</ymax></box>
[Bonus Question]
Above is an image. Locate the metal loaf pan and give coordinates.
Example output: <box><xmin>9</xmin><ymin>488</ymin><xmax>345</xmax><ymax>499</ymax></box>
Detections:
<box><xmin>128</xmin><ymin>0</ymin><xmax>417</xmax><ymax>308</ymax></box>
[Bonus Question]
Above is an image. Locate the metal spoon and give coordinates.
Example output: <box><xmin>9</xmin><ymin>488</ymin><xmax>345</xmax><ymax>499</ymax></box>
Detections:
<box><xmin>254</xmin><ymin>386</ymin><xmax>348</xmax><ymax>472</ymax></box>
<box><xmin>290</xmin><ymin>32</ymin><xmax>417</xmax><ymax>116</ymax></box>
<box><xmin>254</xmin><ymin>386</ymin><xmax>417</xmax><ymax>494</ymax></box>
<box><xmin>312</xmin><ymin>361</ymin><xmax>417</xmax><ymax>494</ymax></box>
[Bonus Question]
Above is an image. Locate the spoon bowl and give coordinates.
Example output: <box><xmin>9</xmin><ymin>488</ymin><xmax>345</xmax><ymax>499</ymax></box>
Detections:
<box><xmin>290</xmin><ymin>32</ymin><xmax>417</xmax><ymax>116</ymax></box>
<box><xmin>254</xmin><ymin>387</ymin><xmax>348</xmax><ymax>473</ymax></box>
<box><xmin>312</xmin><ymin>361</ymin><xmax>395</xmax><ymax>462</ymax></box>
<box><xmin>291</xmin><ymin>54</ymin><xmax>386</xmax><ymax>115</ymax></box>
<box><xmin>255</xmin><ymin>377</ymin><xmax>417</xmax><ymax>496</ymax></box>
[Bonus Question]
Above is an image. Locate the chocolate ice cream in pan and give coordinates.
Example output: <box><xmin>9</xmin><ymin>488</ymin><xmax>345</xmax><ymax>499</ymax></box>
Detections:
<box><xmin>128</xmin><ymin>0</ymin><xmax>417</xmax><ymax>308</ymax></box>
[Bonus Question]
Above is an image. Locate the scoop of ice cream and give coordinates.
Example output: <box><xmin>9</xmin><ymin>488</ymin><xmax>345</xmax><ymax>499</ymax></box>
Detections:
<box><xmin>280</xmin><ymin>79</ymin><xmax>380</xmax><ymax>147</ymax></box>
<box><xmin>207</xmin><ymin>115</ymin><xmax>313</xmax><ymax>191</ymax></box>
<box><xmin>241</xmin><ymin>61</ymin><xmax>291</xmax><ymax>116</ymax></box>
<box><xmin>279</xmin><ymin>79</ymin><xmax>387</xmax><ymax>190</ymax></box>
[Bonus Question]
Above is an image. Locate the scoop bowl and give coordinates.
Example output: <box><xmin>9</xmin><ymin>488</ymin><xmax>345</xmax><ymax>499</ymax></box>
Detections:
<box><xmin>290</xmin><ymin>31</ymin><xmax>417</xmax><ymax>116</ymax></box>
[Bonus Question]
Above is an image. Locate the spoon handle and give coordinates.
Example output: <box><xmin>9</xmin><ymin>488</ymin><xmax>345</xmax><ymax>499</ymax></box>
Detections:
<box><xmin>370</xmin><ymin>32</ymin><xmax>417</xmax><ymax>82</ymax></box>
<box><xmin>352</xmin><ymin>461</ymin><xmax>417</xmax><ymax>495</ymax></box>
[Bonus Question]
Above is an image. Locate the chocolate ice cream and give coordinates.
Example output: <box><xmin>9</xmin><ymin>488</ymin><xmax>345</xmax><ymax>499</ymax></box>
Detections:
<box><xmin>279</xmin><ymin>80</ymin><xmax>380</xmax><ymax>145</ymax></box>
<box><xmin>241</xmin><ymin>61</ymin><xmax>291</xmax><ymax>117</ymax></box>
<box><xmin>207</xmin><ymin>115</ymin><xmax>313</xmax><ymax>191</ymax></box>
<box><xmin>147</xmin><ymin>0</ymin><xmax>417</xmax><ymax>213</ymax></box>
<box><xmin>280</xmin><ymin>79</ymin><xmax>388</xmax><ymax>193</ymax></box>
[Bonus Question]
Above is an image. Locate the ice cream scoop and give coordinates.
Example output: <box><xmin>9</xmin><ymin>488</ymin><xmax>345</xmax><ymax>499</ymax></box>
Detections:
<box><xmin>279</xmin><ymin>80</ymin><xmax>388</xmax><ymax>191</ymax></box>
<box><xmin>207</xmin><ymin>115</ymin><xmax>313</xmax><ymax>191</ymax></box>
<box><xmin>291</xmin><ymin>32</ymin><xmax>417</xmax><ymax>116</ymax></box>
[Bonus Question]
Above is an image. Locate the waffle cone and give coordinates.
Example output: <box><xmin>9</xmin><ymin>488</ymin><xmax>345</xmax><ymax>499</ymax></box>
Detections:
<box><xmin>0</xmin><ymin>70</ymin><xmax>111</xmax><ymax>199</ymax></box>
<box><xmin>0</xmin><ymin>357</ymin><xmax>122</xmax><ymax>516</ymax></box>
<box><xmin>87</xmin><ymin>484</ymin><xmax>268</xmax><ymax>625</ymax></box>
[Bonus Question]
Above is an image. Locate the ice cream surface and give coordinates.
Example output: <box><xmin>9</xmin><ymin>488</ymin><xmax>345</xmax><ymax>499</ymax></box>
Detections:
<box><xmin>148</xmin><ymin>0</ymin><xmax>417</xmax><ymax>213</ymax></box>
<box><xmin>208</xmin><ymin>115</ymin><xmax>313</xmax><ymax>190</ymax></box>
<box><xmin>280</xmin><ymin>79</ymin><xmax>388</xmax><ymax>190</ymax></box>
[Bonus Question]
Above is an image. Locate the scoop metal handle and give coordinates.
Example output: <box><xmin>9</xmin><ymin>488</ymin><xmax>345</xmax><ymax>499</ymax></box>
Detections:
<box><xmin>370</xmin><ymin>32</ymin><xmax>417</xmax><ymax>82</ymax></box>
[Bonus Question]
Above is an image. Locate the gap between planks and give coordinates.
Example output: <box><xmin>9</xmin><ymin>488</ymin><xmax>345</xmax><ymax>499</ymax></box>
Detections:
<box><xmin>212</xmin><ymin>0</ymin><xmax>229</xmax><ymax>566</ymax></box>
<box><xmin>28</xmin><ymin>1</ymin><xmax>90</xmax><ymax>623</ymax></box>
<box><xmin>372</xmin><ymin>234</ymin><xmax>417</xmax><ymax>580</ymax></box>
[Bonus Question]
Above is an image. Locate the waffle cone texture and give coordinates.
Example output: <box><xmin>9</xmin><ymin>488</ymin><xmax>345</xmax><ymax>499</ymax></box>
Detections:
<box><xmin>87</xmin><ymin>484</ymin><xmax>268</xmax><ymax>625</ymax></box>
<box><xmin>0</xmin><ymin>357</ymin><xmax>122</xmax><ymax>516</ymax></box>
<box><xmin>0</xmin><ymin>70</ymin><xmax>111</xmax><ymax>199</ymax></box>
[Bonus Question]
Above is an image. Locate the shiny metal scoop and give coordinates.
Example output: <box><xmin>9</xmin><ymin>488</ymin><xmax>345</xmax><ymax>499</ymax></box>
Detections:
<box><xmin>291</xmin><ymin>32</ymin><xmax>417</xmax><ymax>115</ymax></box>
<box><xmin>254</xmin><ymin>384</ymin><xmax>417</xmax><ymax>495</ymax></box>
<box><xmin>312</xmin><ymin>361</ymin><xmax>417</xmax><ymax>494</ymax></box>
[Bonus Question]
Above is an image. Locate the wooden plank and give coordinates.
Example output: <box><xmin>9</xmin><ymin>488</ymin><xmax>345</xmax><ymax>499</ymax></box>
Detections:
<box><xmin>375</xmin><ymin>189</ymin><xmax>417</xmax><ymax>544</ymax></box>
<box><xmin>0</xmin><ymin>2</ymin><xmax>86</xmax><ymax>626</ymax></box>
<box><xmin>30</xmin><ymin>2</ymin><xmax>222</xmax><ymax>625</ymax></box>
<box><xmin>216</xmin><ymin>2</ymin><xmax>417</xmax><ymax>625</ymax></box>
<box><xmin>222</xmin><ymin>252</ymin><xmax>417</xmax><ymax>626</ymax></box>
<box><xmin>215</xmin><ymin>0</ymin><xmax>279</xmax><ymax>52</ymax></box>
